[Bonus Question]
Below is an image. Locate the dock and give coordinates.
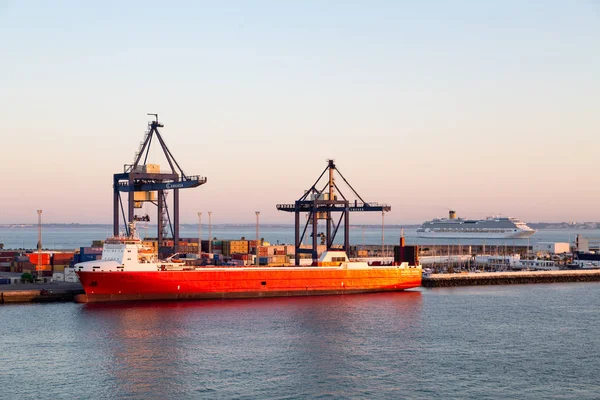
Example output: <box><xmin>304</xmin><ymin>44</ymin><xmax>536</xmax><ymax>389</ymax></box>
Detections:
<box><xmin>422</xmin><ymin>269</ymin><xmax>600</xmax><ymax>288</ymax></box>
<box><xmin>0</xmin><ymin>282</ymin><xmax>84</xmax><ymax>304</ymax></box>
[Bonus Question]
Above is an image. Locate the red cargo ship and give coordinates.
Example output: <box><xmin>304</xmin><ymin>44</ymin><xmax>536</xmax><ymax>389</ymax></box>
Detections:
<box><xmin>74</xmin><ymin>228</ymin><xmax>421</xmax><ymax>303</ymax></box>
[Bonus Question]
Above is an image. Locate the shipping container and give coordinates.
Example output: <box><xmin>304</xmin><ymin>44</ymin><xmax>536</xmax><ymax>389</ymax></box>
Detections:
<box><xmin>52</xmin><ymin>273</ymin><xmax>65</xmax><ymax>282</ymax></box>
<box><xmin>258</xmin><ymin>256</ymin><xmax>269</xmax><ymax>265</ymax></box>
<box><xmin>81</xmin><ymin>247</ymin><xmax>102</xmax><ymax>255</ymax></box>
<box><xmin>65</xmin><ymin>274</ymin><xmax>80</xmax><ymax>283</ymax></box>
<box><xmin>284</xmin><ymin>246</ymin><xmax>295</xmax><ymax>255</ymax></box>
<box><xmin>27</xmin><ymin>253</ymin><xmax>51</xmax><ymax>265</ymax></box>
<box><xmin>53</xmin><ymin>252</ymin><xmax>75</xmax><ymax>262</ymax></box>
<box><xmin>143</xmin><ymin>164</ymin><xmax>160</xmax><ymax>173</ymax></box>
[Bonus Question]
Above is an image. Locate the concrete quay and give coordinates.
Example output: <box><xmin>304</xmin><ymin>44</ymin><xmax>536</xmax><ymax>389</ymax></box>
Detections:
<box><xmin>422</xmin><ymin>269</ymin><xmax>600</xmax><ymax>288</ymax></box>
<box><xmin>0</xmin><ymin>282</ymin><xmax>84</xmax><ymax>304</ymax></box>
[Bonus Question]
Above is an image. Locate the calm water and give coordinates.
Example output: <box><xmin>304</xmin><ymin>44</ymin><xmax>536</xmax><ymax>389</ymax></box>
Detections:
<box><xmin>1</xmin><ymin>284</ymin><xmax>599</xmax><ymax>399</ymax></box>
<box><xmin>0</xmin><ymin>225</ymin><xmax>593</xmax><ymax>250</ymax></box>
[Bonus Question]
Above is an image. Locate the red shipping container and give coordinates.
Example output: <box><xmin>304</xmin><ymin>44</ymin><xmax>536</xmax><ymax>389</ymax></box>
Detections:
<box><xmin>28</xmin><ymin>253</ymin><xmax>51</xmax><ymax>265</ymax></box>
<box><xmin>0</xmin><ymin>251</ymin><xmax>19</xmax><ymax>257</ymax></box>
<box><xmin>53</xmin><ymin>252</ymin><xmax>75</xmax><ymax>261</ymax></box>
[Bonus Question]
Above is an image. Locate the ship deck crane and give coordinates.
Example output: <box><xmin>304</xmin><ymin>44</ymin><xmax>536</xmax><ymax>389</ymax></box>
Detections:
<box><xmin>113</xmin><ymin>114</ymin><xmax>206</xmax><ymax>256</ymax></box>
<box><xmin>277</xmin><ymin>160</ymin><xmax>390</xmax><ymax>265</ymax></box>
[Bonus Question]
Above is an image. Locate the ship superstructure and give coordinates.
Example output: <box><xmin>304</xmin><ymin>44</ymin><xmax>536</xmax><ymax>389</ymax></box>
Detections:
<box><xmin>74</xmin><ymin>223</ymin><xmax>185</xmax><ymax>274</ymax></box>
<box><xmin>417</xmin><ymin>210</ymin><xmax>536</xmax><ymax>239</ymax></box>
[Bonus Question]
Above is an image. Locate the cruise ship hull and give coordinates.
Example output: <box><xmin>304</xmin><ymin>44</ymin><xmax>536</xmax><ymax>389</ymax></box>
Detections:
<box><xmin>75</xmin><ymin>266</ymin><xmax>422</xmax><ymax>303</ymax></box>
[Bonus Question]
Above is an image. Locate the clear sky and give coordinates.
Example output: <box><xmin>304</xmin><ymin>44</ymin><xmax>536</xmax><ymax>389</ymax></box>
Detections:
<box><xmin>1</xmin><ymin>1</ymin><xmax>599</xmax><ymax>225</ymax></box>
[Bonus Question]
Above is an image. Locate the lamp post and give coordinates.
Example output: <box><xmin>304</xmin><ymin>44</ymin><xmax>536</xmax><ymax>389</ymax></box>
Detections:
<box><xmin>197</xmin><ymin>212</ymin><xmax>202</xmax><ymax>259</ymax></box>
<box><xmin>208</xmin><ymin>211</ymin><xmax>212</xmax><ymax>254</ymax></box>
<box><xmin>381</xmin><ymin>211</ymin><xmax>385</xmax><ymax>259</ymax></box>
<box><xmin>255</xmin><ymin>211</ymin><xmax>260</xmax><ymax>265</ymax></box>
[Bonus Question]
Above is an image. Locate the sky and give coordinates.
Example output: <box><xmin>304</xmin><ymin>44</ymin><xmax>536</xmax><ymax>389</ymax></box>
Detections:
<box><xmin>1</xmin><ymin>1</ymin><xmax>599</xmax><ymax>225</ymax></box>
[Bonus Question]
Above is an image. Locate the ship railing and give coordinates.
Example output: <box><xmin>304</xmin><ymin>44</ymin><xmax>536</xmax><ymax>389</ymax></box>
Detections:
<box><xmin>183</xmin><ymin>175</ymin><xmax>206</xmax><ymax>182</ymax></box>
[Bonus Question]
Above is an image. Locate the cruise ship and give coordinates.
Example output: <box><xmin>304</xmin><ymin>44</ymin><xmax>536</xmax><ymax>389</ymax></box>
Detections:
<box><xmin>417</xmin><ymin>211</ymin><xmax>536</xmax><ymax>239</ymax></box>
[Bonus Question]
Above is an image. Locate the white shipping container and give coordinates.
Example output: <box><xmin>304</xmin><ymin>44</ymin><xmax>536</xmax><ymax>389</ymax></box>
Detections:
<box><xmin>52</xmin><ymin>273</ymin><xmax>65</xmax><ymax>282</ymax></box>
<box><xmin>65</xmin><ymin>274</ymin><xmax>79</xmax><ymax>283</ymax></box>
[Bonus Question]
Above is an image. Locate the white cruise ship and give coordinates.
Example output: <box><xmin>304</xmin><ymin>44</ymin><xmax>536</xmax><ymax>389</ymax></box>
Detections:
<box><xmin>417</xmin><ymin>211</ymin><xmax>536</xmax><ymax>239</ymax></box>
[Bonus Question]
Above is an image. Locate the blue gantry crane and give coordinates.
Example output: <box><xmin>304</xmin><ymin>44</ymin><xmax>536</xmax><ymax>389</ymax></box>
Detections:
<box><xmin>113</xmin><ymin>114</ymin><xmax>206</xmax><ymax>255</ymax></box>
<box><xmin>277</xmin><ymin>160</ymin><xmax>390</xmax><ymax>265</ymax></box>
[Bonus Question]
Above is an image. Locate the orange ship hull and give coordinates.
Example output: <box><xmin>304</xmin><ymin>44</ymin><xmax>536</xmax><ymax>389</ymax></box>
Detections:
<box><xmin>75</xmin><ymin>266</ymin><xmax>422</xmax><ymax>303</ymax></box>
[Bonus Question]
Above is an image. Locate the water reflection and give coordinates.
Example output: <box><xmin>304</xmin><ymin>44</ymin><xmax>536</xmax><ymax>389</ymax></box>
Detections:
<box><xmin>77</xmin><ymin>292</ymin><xmax>423</xmax><ymax>398</ymax></box>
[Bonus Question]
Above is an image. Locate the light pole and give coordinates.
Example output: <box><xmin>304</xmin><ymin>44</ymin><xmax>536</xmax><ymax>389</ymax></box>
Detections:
<box><xmin>255</xmin><ymin>211</ymin><xmax>260</xmax><ymax>265</ymax></box>
<box><xmin>197</xmin><ymin>212</ymin><xmax>202</xmax><ymax>259</ymax></box>
<box><xmin>381</xmin><ymin>211</ymin><xmax>385</xmax><ymax>259</ymax></box>
<box><xmin>208</xmin><ymin>211</ymin><xmax>212</xmax><ymax>254</ymax></box>
<box><xmin>254</xmin><ymin>211</ymin><xmax>260</xmax><ymax>265</ymax></box>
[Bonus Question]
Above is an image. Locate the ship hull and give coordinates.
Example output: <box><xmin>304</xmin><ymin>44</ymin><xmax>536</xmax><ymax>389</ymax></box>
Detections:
<box><xmin>75</xmin><ymin>266</ymin><xmax>421</xmax><ymax>303</ymax></box>
<box><xmin>417</xmin><ymin>231</ymin><xmax>535</xmax><ymax>239</ymax></box>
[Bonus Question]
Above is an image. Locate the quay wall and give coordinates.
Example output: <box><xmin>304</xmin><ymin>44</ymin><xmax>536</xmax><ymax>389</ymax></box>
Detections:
<box><xmin>0</xmin><ymin>283</ymin><xmax>84</xmax><ymax>304</ymax></box>
<box><xmin>422</xmin><ymin>270</ymin><xmax>600</xmax><ymax>288</ymax></box>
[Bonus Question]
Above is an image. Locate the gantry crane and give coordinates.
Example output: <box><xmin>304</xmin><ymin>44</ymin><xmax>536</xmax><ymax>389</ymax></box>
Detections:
<box><xmin>113</xmin><ymin>114</ymin><xmax>206</xmax><ymax>256</ymax></box>
<box><xmin>277</xmin><ymin>160</ymin><xmax>390</xmax><ymax>265</ymax></box>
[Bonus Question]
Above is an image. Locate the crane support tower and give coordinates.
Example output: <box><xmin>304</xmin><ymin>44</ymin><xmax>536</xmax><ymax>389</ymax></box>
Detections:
<box><xmin>277</xmin><ymin>160</ymin><xmax>390</xmax><ymax>265</ymax></box>
<box><xmin>113</xmin><ymin>114</ymin><xmax>207</xmax><ymax>256</ymax></box>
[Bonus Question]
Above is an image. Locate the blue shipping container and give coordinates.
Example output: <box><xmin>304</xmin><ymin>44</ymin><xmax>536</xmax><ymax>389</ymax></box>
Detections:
<box><xmin>79</xmin><ymin>254</ymin><xmax>101</xmax><ymax>262</ymax></box>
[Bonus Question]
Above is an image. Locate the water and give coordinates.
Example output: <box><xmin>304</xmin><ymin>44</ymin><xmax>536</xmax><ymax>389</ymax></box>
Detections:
<box><xmin>0</xmin><ymin>225</ymin><xmax>594</xmax><ymax>250</ymax></box>
<box><xmin>1</xmin><ymin>284</ymin><xmax>599</xmax><ymax>399</ymax></box>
